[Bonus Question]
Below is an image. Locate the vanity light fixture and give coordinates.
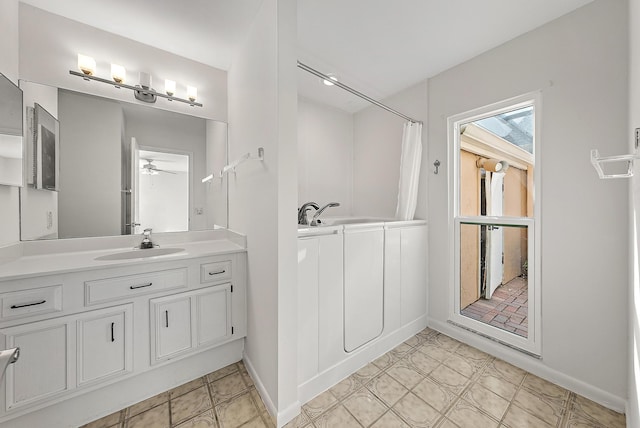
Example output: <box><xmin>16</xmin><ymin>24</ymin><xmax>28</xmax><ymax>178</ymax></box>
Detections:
<box><xmin>69</xmin><ymin>55</ymin><xmax>203</xmax><ymax>107</ymax></box>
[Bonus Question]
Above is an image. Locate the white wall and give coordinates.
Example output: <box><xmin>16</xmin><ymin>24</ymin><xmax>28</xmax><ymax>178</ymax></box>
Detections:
<box><xmin>629</xmin><ymin>0</ymin><xmax>640</xmax><ymax>424</ymax></box>
<box><xmin>0</xmin><ymin>0</ymin><xmax>20</xmax><ymax>247</ymax></box>
<box><xmin>428</xmin><ymin>0</ymin><xmax>628</xmax><ymax>408</ymax></box>
<box><xmin>19</xmin><ymin>81</ymin><xmax>58</xmax><ymax>240</ymax></box>
<box><xmin>353</xmin><ymin>81</ymin><xmax>428</xmax><ymax>219</ymax></box>
<box><xmin>298</xmin><ymin>98</ymin><xmax>353</xmax><ymax>216</ymax></box>
<box><xmin>58</xmin><ymin>90</ymin><xmax>122</xmax><ymax>238</ymax></box>
<box><xmin>205</xmin><ymin>120</ymin><xmax>229</xmax><ymax>228</ymax></box>
<box><xmin>139</xmin><ymin>171</ymin><xmax>189</xmax><ymax>232</ymax></box>
<box><xmin>19</xmin><ymin>4</ymin><xmax>227</xmax><ymax>122</ymax></box>
<box><xmin>227</xmin><ymin>0</ymin><xmax>299</xmax><ymax>425</ymax></box>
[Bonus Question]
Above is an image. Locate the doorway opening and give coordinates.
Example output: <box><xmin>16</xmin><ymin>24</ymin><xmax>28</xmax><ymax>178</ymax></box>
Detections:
<box><xmin>449</xmin><ymin>93</ymin><xmax>540</xmax><ymax>355</ymax></box>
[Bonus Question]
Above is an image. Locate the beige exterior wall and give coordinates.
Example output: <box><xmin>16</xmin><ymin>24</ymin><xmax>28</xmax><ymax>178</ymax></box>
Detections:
<box><xmin>460</xmin><ymin>151</ymin><xmax>481</xmax><ymax>308</ymax></box>
<box><xmin>459</xmin><ymin>145</ymin><xmax>531</xmax><ymax>309</ymax></box>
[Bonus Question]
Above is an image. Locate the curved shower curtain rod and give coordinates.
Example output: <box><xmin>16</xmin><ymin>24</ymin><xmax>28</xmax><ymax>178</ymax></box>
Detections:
<box><xmin>297</xmin><ymin>61</ymin><xmax>422</xmax><ymax>125</ymax></box>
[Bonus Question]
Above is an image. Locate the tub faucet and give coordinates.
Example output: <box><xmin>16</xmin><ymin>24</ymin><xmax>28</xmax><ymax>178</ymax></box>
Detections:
<box><xmin>311</xmin><ymin>202</ymin><xmax>340</xmax><ymax>226</ymax></box>
<box><xmin>140</xmin><ymin>228</ymin><xmax>154</xmax><ymax>249</ymax></box>
<box><xmin>298</xmin><ymin>202</ymin><xmax>319</xmax><ymax>225</ymax></box>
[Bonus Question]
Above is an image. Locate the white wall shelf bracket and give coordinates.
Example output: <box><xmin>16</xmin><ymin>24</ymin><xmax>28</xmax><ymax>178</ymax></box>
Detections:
<box><xmin>201</xmin><ymin>147</ymin><xmax>264</xmax><ymax>183</ymax></box>
<box><xmin>590</xmin><ymin>149</ymin><xmax>640</xmax><ymax>179</ymax></box>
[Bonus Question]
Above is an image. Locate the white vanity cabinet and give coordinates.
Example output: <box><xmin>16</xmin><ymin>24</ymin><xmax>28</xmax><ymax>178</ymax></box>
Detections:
<box><xmin>150</xmin><ymin>284</ymin><xmax>233</xmax><ymax>364</ymax></box>
<box><xmin>0</xmin><ymin>242</ymin><xmax>247</xmax><ymax>426</ymax></box>
<box><xmin>1</xmin><ymin>304</ymin><xmax>133</xmax><ymax>410</ymax></box>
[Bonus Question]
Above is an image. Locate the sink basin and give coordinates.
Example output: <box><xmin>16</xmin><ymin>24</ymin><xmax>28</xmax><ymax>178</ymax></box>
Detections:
<box><xmin>95</xmin><ymin>247</ymin><xmax>185</xmax><ymax>261</ymax></box>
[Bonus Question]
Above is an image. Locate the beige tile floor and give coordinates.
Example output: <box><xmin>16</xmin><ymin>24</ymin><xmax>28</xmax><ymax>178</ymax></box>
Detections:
<box><xmin>84</xmin><ymin>328</ymin><xmax>626</xmax><ymax>428</ymax></box>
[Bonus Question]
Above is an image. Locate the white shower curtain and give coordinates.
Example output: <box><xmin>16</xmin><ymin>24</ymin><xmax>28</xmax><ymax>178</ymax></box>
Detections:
<box><xmin>395</xmin><ymin>121</ymin><xmax>423</xmax><ymax>220</ymax></box>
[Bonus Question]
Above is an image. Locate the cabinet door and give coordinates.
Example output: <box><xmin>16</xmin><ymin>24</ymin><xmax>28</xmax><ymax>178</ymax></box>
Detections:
<box><xmin>343</xmin><ymin>227</ymin><xmax>384</xmax><ymax>352</ymax></box>
<box><xmin>77</xmin><ymin>306</ymin><xmax>132</xmax><ymax>386</ymax></box>
<box><xmin>195</xmin><ymin>285</ymin><xmax>232</xmax><ymax>347</ymax></box>
<box><xmin>151</xmin><ymin>295</ymin><xmax>192</xmax><ymax>362</ymax></box>
<box><xmin>2</xmin><ymin>321</ymin><xmax>69</xmax><ymax>409</ymax></box>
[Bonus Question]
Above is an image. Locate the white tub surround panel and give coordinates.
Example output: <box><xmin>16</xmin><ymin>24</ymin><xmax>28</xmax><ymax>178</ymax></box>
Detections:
<box><xmin>297</xmin><ymin>219</ymin><xmax>427</xmax><ymax>405</ymax></box>
<box><xmin>0</xmin><ymin>231</ymin><xmax>247</xmax><ymax>427</ymax></box>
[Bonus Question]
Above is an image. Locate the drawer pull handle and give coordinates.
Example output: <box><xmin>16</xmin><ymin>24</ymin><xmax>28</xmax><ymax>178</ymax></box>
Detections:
<box><xmin>10</xmin><ymin>300</ymin><xmax>46</xmax><ymax>309</ymax></box>
<box><xmin>130</xmin><ymin>282</ymin><xmax>153</xmax><ymax>290</ymax></box>
<box><xmin>111</xmin><ymin>322</ymin><xmax>115</xmax><ymax>342</ymax></box>
<box><xmin>209</xmin><ymin>269</ymin><xmax>226</xmax><ymax>276</ymax></box>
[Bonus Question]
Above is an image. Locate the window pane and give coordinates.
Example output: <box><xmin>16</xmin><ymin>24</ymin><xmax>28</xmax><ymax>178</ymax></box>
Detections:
<box><xmin>459</xmin><ymin>222</ymin><xmax>528</xmax><ymax>338</ymax></box>
<box><xmin>459</xmin><ymin>106</ymin><xmax>534</xmax><ymax>218</ymax></box>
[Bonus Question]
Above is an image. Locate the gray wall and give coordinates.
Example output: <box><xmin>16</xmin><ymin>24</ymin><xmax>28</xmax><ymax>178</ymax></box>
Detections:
<box><xmin>58</xmin><ymin>91</ymin><xmax>122</xmax><ymax>238</ymax></box>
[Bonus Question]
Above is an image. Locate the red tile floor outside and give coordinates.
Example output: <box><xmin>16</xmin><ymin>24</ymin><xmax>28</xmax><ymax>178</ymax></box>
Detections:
<box><xmin>460</xmin><ymin>276</ymin><xmax>528</xmax><ymax>337</ymax></box>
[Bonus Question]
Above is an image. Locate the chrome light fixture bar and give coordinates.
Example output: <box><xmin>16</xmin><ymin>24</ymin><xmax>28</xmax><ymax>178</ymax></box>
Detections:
<box><xmin>69</xmin><ymin>70</ymin><xmax>203</xmax><ymax>107</ymax></box>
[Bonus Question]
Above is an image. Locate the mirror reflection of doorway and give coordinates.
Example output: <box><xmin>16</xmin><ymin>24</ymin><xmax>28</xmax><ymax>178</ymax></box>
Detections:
<box><xmin>134</xmin><ymin>147</ymin><xmax>190</xmax><ymax>234</ymax></box>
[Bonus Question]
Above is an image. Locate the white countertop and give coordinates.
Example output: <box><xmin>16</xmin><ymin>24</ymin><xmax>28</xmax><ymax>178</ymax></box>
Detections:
<box><xmin>0</xmin><ymin>231</ymin><xmax>246</xmax><ymax>282</ymax></box>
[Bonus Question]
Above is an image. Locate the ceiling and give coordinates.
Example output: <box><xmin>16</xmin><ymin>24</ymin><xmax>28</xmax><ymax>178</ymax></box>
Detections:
<box><xmin>21</xmin><ymin>0</ymin><xmax>593</xmax><ymax>113</ymax></box>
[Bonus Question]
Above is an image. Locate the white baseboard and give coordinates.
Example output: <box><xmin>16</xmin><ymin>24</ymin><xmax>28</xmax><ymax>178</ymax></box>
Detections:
<box><xmin>276</xmin><ymin>400</ymin><xmax>302</xmax><ymax>428</ymax></box>
<box><xmin>428</xmin><ymin>318</ymin><xmax>627</xmax><ymax>413</ymax></box>
<box><xmin>242</xmin><ymin>352</ymin><xmax>277</xmax><ymax>417</ymax></box>
<box><xmin>242</xmin><ymin>351</ymin><xmax>301</xmax><ymax>428</ymax></box>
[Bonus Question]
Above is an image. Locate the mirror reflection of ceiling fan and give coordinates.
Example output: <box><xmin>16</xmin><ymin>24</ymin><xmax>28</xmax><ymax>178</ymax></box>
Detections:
<box><xmin>141</xmin><ymin>159</ymin><xmax>176</xmax><ymax>175</ymax></box>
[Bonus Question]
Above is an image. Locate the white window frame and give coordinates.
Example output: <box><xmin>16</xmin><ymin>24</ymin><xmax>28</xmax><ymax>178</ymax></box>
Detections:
<box><xmin>448</xmin><ymin>92</ymin><xmax>542</xmax><ymax>356</ymax></box>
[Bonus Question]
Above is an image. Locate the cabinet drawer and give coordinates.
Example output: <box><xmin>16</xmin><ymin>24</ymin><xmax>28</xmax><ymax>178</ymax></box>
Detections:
<box><xmin>0</xmin><ymin>285</ymin><xmax>62</xmax><ymax>321</ymax></box>
<box><xmin>200</xmin><ymin>260</ymin><xmax>232</xmax><ymax>284</ymax></box>
<box><xmin>85</xmin><ymin>268</ymin><xmax>187</xmax><ymax>306</ymax></box>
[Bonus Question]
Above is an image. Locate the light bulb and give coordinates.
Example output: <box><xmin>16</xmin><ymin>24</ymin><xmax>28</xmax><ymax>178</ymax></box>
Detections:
<box><xmin>187</xmin><ymin>86</ymin><xmax>197</xmax><ymax>102</ymax></box>
<box><xmin>111</xmin><ymin>64</ymin><xmax>126</xmax><ymax>84</ymax></box>
<box><xmin>165</xmin><ymin>79</ymin><xmax>176</xmax><ymax>97</ymax></box>
<box><xmin>77</xmin><ymin>54</ymin><xmax>96</xmax><ymax>76</ymax></box>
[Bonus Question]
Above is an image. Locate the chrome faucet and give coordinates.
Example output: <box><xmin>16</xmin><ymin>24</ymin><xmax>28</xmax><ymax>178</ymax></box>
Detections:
<box><xmin>298</xmin><ymin>202</ymin><xmax>319</xmax><ymax>225</ymax></box>
<box><xmin>310</xmin><ymin>202</ymin><xmax>340</xmax><ymax>226</ymax></box>
<box><xmin>140</xmin><ymin>228</ymin><xmax>154</xmax><ymax>249</ymax></box>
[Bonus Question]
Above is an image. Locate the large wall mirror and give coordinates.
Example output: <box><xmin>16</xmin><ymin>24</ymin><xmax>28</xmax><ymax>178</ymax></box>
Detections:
<box><xmin>0</xmin><ymin>73</ymin><xmax>24</xmax><ymax>187</ymax></box>
<box><xmin>19</xmin><ymin>82</ymin><xmax>228</xmax><ymax>241</ymax></box>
